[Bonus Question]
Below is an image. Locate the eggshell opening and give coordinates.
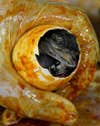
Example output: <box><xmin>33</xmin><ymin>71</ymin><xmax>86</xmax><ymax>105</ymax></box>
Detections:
<box><xmin>12</xmin><ymin>25</ymin><xmax>81</xmax><ymax>91</ymax></box>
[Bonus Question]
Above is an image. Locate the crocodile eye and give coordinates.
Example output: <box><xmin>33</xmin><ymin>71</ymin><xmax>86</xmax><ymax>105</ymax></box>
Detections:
<box><xmin>36</xmin><ymin>29</ymin><xmax>80</xmax><ymax>77</ymax></box>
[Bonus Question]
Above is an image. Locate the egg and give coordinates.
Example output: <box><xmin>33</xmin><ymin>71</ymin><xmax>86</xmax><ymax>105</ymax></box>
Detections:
<box><xmin>12</xmin><ymin>25</ymin><xmax>81</xmax><ymax>90</ymax></box>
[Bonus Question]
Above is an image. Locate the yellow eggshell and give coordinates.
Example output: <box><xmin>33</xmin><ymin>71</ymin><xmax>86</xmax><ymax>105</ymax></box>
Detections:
<box><xmin>12</xmin><ymin>25</ymin><xmax>80</xmax><ymax>91</ymax></box>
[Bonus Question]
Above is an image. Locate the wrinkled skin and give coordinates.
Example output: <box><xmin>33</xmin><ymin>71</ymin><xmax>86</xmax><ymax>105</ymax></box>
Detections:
<box><xmin>0</xmin><ymin>0</ymin><xmax>99</xmax><ymax>126</ymax></box>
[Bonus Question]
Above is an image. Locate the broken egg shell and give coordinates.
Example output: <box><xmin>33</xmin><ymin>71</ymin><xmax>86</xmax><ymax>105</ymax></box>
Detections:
<box><xmin>12</xmin><ymin>25</ymin><xmax>81</xmax><ymax>91</ymax></box>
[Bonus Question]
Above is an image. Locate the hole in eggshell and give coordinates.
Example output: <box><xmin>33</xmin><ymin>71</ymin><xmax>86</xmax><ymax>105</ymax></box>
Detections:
<box><xmin>36</xmin><ymin>29</ymin><xmax>80</xmax><ymax>78</ymax></box>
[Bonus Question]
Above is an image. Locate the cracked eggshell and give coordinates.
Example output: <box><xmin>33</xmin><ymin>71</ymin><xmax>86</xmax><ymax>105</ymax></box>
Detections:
<box><xmin>12</xmin><ymin>25</ymin><xmax>80</xmax><ymax>91</ymax></box>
